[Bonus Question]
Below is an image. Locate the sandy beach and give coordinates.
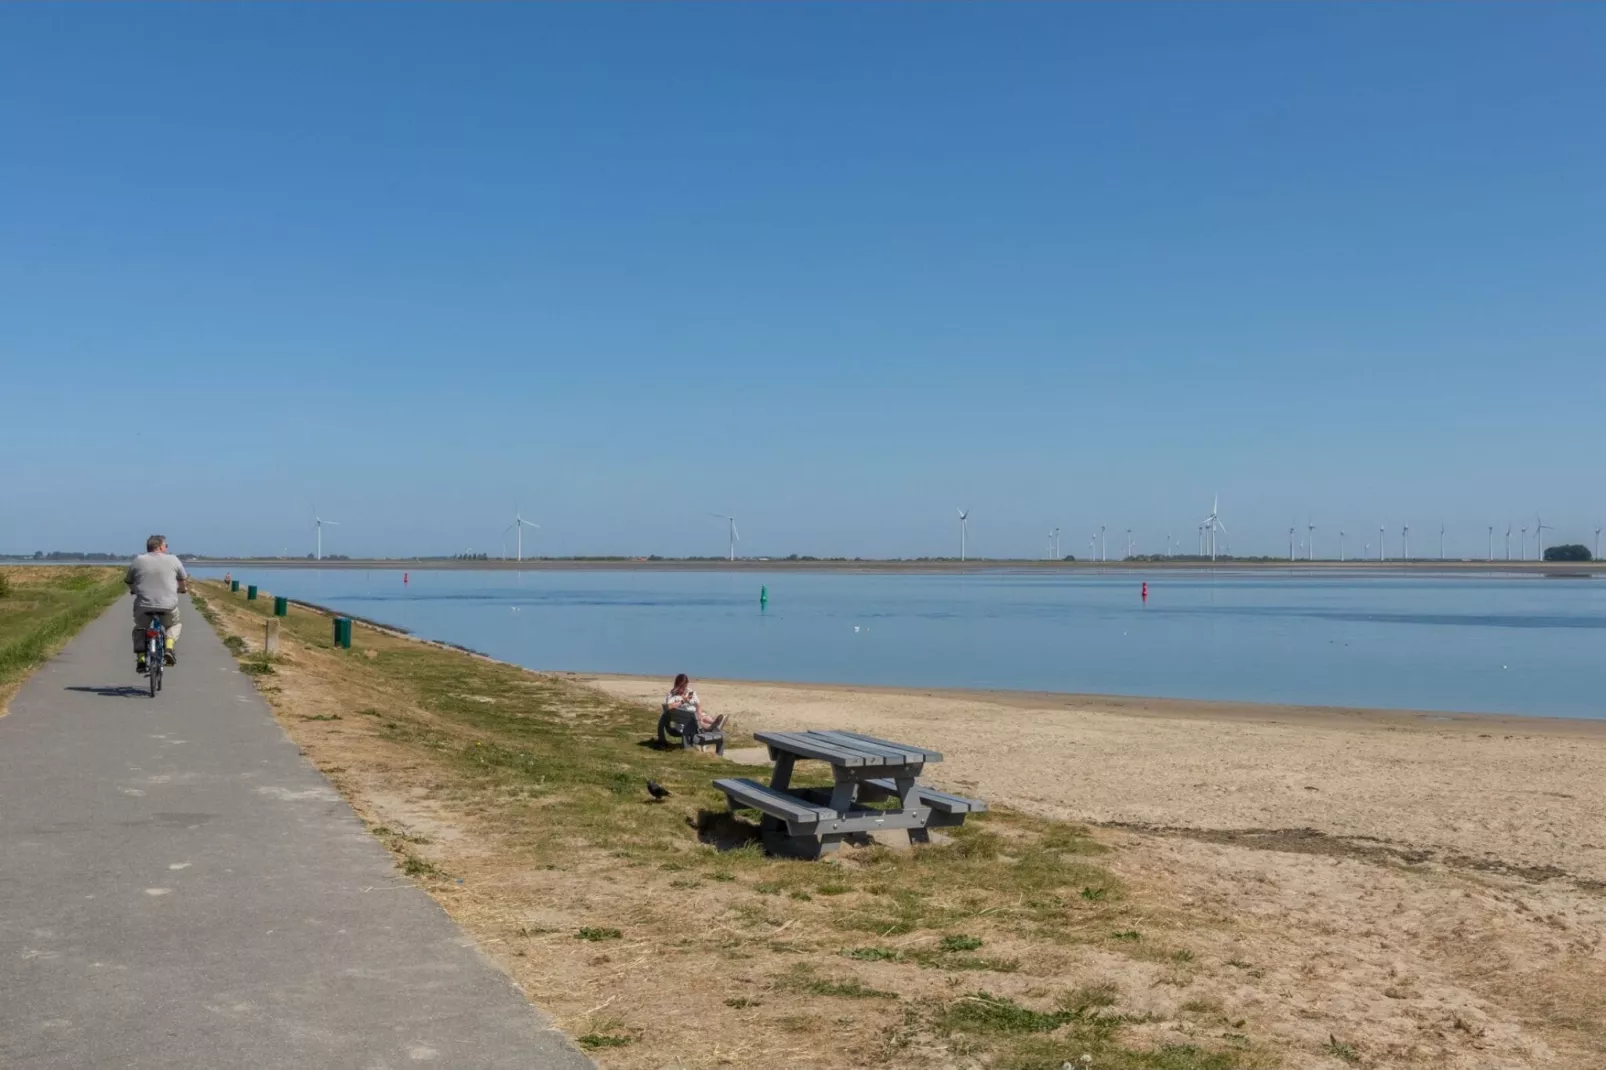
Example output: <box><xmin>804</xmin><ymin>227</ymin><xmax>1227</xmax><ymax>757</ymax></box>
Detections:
<box><xmin>585</xmin><ymin>675</ymin><xmax>1606</xmax><ymax>1065</ymax></box>
<box><xmin>584</xmin><ymin>676</ymin><xmax>1606</xmax><ymax>885</ymax></box>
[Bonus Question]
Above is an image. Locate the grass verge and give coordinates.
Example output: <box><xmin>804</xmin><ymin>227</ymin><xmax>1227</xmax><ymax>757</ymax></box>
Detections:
<box><xmin>0</xmin><ymin>566</ymin><xmax>125</xmax><ymax>713</ymax></box>
<box><xmin>195</xmin><ymin>579</ymin><xmax>1271</xmax><ymax>1069</ymax></box>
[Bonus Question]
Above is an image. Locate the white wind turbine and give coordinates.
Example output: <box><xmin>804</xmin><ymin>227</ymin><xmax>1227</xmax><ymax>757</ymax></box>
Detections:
<box><xmin>1379</xmin><ymin>524</ymin><xmax>1385</xmax><ymax>562</ymax></box>
<box><xmin>1488</xmin><ymin>525</ymin><xmax>1494</xmax><ymax>562</ymax></box>
<box><xmin>955</xmin><ymin>509</ymin><xmax>969</xmax><ymax>562</ymax></box>
<box><xmin>710</xmin><ymin>513</ymin><xmax>740</xmax><ymax>562</ymax></box>
<box><xmin>1596</xmin><ymin>524</ymin><xmax>1602</xmax><ymax>561</ymax></box>
<box><xmin>1338</xmin><ymin>529</ymin><xmax>1346</xmax><ymax>562</ymax></box>
<box><xmin>1520</xmin><ymin>526</ymin><xmax>1527</xmax><ymax>560</ymax></box>
<box><xmin>1308</xmin><ymin>521</ymin><xmax>1316</xmax><ymax>561</ymax></box>
<box><xmin>1535</xmin><ymin>513</ymin><xmax>1551</xmax><ymax>560</ymax></box>
<box><xmin>1440</xmin><ymin>523</ymin><xmax>1446</xmax><ymax>561</ymax></box>
<box><xmin>313</xmin><ymin>510</ymin><xmax>340</xmax><ymax>561</ymax></box>
<box><xmin>1288</xmin><ymin>526</ymin><xmax>1296</xmax><ymax>562</ymax></box>
<box><xmin>505</xmin><ymin>507</ymin><xmax>540</xmax><ymax>562</ymax></box>
<box><xmin>1402</xmin><ymin>525</ymin><xmax>1410</xmax><ymax>560</ymax></box>
<box><xmin>1098</xmin><ymin>524</ymin><xmax>1107</xmax><ymax>562</ymax></box>
<box><xmin>1505</xmin><ymin>524</ymin><xmax>1512</xmax><ymax>561</ymax></box>
<box><xmin>1201</xmin><ymin>496</ymin><xmax>1226</xmax><ymax>561</ymax></box>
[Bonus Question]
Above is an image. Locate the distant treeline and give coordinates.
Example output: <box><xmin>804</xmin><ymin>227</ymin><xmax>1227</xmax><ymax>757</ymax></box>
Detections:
<box><xmin>7</xmin><ymin>551</ymin><xmax>125</xmax><ymax>562</ymax></box>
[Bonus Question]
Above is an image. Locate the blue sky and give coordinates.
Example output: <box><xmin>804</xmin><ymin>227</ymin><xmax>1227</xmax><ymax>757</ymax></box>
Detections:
<box><xmin>3</xmin><ymin>5</ymin><xmax>1602</xmax><ymax>559</ymax></box>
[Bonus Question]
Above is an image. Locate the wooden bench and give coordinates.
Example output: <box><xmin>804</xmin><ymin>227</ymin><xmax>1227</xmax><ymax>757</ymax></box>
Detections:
<box><xmin>657</xmin><ymin>705</ymin><xmax>725</xmax><ymax>756</ymax></box>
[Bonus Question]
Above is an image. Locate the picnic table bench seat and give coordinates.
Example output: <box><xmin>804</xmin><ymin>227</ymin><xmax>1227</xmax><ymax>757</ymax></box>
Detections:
<box><xmin>713</xmin><ymin>777</ymin><xmax>834</xmax><ymax>832</ymax></box>
<box><xmin>858</xmin><ymin>778</ymin><xmax>986</xmax><ymax>828</ymax></box>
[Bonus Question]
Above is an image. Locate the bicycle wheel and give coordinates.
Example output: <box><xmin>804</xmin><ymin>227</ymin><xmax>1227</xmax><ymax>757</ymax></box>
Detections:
<box><xmin>148</xmin><ymin>637</ymin><xmax>160</xmax><ymax>698</ymax></box>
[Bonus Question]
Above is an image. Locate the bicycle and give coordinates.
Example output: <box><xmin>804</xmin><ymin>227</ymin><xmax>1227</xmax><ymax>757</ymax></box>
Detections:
<box><xmin>142</xmin><ymin>614</ymin><xmax>167</xmax><ymax>698</ymax></box>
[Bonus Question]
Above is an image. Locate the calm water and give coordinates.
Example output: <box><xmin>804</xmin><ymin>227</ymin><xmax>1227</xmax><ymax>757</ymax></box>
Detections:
<box><xmin>193</xmin><ymin>568</ymin><xmax>1606</xmax><ymax>719</ymax></box>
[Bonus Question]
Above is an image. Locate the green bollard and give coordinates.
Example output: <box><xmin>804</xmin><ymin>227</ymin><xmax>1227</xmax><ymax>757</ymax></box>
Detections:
<box><xmin>247</xmin><ymin>585</ymin><xmax>258</xmax><ymax>601</ymax></box>
<box><xmin>230</xmin><ymin>580</ymin><xmax>240</xmax><ymax>593</ymax></box>
<box><xmin>274</xmin><ymin>596</ymin><xmax>288</xmax><ymax>617</ymax></box>
<box><xmin>333</xmin><ymin>617</ymin><xmax>352</xmax><ymax>649</ymax></box>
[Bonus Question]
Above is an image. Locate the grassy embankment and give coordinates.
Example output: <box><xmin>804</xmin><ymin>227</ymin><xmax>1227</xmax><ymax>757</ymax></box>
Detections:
<box><xmin>193</xmin><ymin>580</ymin><xmax>1277</xmax><ymax>1070</ymax></box>
<box><xmin>0</xmin><ymin>566</ymin><xmax>125</xmax><ymax>712</ymax></box>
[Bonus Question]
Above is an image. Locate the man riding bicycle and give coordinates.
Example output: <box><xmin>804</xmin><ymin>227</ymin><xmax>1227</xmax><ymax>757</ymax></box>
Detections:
<box><xmin>127</xmin><ymin>534</ymin><xmax>188</xmax><ymax>673</ymax></box>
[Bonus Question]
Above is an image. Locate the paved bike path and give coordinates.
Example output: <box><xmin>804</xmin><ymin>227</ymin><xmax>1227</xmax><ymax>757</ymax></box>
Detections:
<box><xmin>0</xmin><ymin>597</ymin><xmax>592</xmax><ymax>1069</ymax></box>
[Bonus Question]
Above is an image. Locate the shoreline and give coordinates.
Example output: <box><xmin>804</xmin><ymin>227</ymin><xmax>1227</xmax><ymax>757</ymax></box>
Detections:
<box><xmin>575</xmin><ymin>671</ymin><xmax>1606</xmax><ymax>735</ymax></box>
<box><xmin>198</xmin><ymin>582</ymin><xmax>1606</xmax><ymax>728</ymax></box>
<box><xmin>201</xmin><ymin>577</ymin><xmax>1604</xmax><ymax>734</ymax></box>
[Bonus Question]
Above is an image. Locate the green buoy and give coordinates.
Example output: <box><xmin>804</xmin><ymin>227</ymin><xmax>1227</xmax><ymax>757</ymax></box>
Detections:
<box><xmin>760</xmin><ymin>585</ymin><xmax>768</xmax><ymax>610</ymax></box>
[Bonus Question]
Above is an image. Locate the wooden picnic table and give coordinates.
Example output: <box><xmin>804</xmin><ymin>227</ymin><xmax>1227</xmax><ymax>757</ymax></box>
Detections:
<box><xmin>713</xmin><ymin>729</ymin><xmax>985</xmax><ymax>859</ymax></box>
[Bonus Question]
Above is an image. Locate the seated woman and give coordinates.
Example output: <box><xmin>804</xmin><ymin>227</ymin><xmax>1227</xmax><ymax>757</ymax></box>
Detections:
<box><xmin>665</xmin><ymin>673</ymin><xmax>724</xmax><ymax>731</ymax></box>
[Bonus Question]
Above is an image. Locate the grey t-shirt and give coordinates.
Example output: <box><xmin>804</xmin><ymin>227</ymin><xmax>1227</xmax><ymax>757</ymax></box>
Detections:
<box><xmin>127</xmin><ymin>552</ymin><xmax>188</xmax><ymax>613</ymax></box>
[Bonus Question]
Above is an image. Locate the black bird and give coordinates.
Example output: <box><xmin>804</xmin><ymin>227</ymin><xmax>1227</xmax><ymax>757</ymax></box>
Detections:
<box><xmin>646</xmin><ymin>779</ymin><xmax>671</xmax><ymax>802</ymax></box>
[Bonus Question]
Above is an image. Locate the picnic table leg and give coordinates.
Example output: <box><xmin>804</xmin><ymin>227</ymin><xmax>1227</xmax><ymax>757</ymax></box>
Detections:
<box><xmin>895</xmin><ymin>774</ymin><xmax>933</xmax><ymax>844</ymax></box>
<box><xmin>827</xmin><ymin>775</ymin><xmax>857</xmax><ymax>815</ymax></box>
<box><xmin>760</xmin><ymin>828</ymin><xmax>834</xmax><ymax>860</ymax></box>
<box><xmin>769</xmin><ymin>754</ymin><xmax>796</xmax><ymax>792</ymax></box>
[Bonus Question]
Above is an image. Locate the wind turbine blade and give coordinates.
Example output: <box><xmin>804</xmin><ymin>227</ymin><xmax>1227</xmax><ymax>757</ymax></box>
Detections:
<box><xmin>324</xmin><ymin>520</ymin><xmax>340</xmax><ymax>526</ymax></box>
<box><xmin>732</xmin><ymin>522</ymin><xmax>740</xmax><ymax>541</ymax></box>
<box><xmin>504</xmin><ymin>523</ymin><xmax>516</xmax><ymax>534</ymax></box>
<box><xmin>709</xmin><ymin>512</ymin><xmax>729</xmax><ymax>520</ymax></box>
